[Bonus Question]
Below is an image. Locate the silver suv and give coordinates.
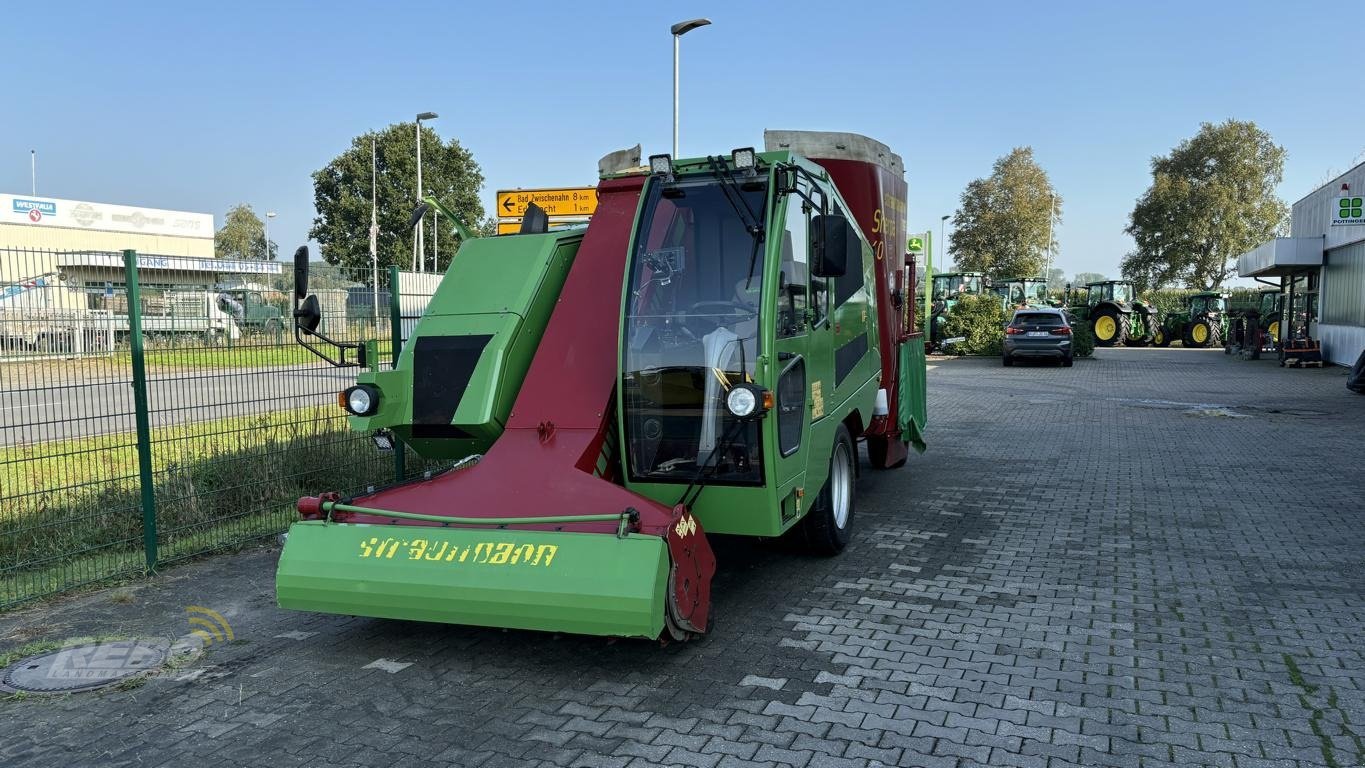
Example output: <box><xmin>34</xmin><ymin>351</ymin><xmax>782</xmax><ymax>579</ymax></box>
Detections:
<box><xmin>1003</xmin><ymin>308</ymin><xmax>1073</xmax><ymax>367</ymax></box>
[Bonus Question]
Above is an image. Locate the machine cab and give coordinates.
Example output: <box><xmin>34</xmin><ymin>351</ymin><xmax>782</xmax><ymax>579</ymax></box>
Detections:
<box><xmin>1087</xmin><ymin>281</ymin><xmax>1133</xmax><ymax>306</ymax></box>
<box><xmin>1190</xmin><ymin>293</ymin><xmax>1227</xmax><ymax>315</ymax></box>
<box><xmin>618</xmin><ymin>152</ymin><xmax>877</xmax><ymax>537</ymax></box>
<box><xmin>932</xmin><ymin>273</ymin><xmax>983</xmax><ymax>301</ymax></box>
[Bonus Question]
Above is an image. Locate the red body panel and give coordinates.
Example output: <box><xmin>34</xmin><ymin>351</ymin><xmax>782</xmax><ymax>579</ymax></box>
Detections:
<box><xmin>808</xmin><ymin>157</ymin><xmax>910</xmax><ymax>468</ymax></box>
<box><xmin>299</xmin><ymin>174</ymin><xmax>714</xmax><ymax>633</ymax></box>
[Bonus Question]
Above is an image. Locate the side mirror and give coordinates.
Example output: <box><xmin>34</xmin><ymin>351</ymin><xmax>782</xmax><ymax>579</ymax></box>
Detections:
<box><xmin>293</xmin><ymin>246</ymin><xmax>310</xmax><ymax>300</ymax></box>
<box><xmin>294</xmin><ymin>294</ymin><xmax>322</xmax><ymax>334</ymax></box>
<box><xmin>811</xmin><ymin>213</ymin><xmax>856</xmax><ymax>278</ymax></box>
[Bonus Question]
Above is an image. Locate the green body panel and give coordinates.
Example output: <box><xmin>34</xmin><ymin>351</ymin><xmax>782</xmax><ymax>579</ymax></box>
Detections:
<box><xmin>614</xmin><ymin>157</ymin><xmax>885</xmax><ymax>537</ymax></box>
<box><xmin>898</xmin><ymin>337</ymin><xmax>927</xmax><ymax>452</ymax></box>
<box><xmin>276</xmin><ymin>521</ymin><xmax>669</xmax><ymax>638</ymax></box>
<box><xmin>349</xmin><ymin>231</ymin><xmax>582</xmax><ymax>458</ymax></box>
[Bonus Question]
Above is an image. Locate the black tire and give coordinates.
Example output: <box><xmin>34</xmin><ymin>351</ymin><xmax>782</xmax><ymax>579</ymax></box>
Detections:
<box><xmin>1152</xmin><ymin>324</ymin><xmax>1172</xmax><ymax>347</ymax></box>
<box><xmin>802</xmin><ymin>424</ymin><xmax>855</xmax><ymax>556</ymax></box>
<box><xmin>264</xmin><ymin>318</ymin><xmax>284</xmax><ymax>342</ymax></box>
<box><xmin>1062</xmin><ymin>353</ymin><xmax>1074</xmax><ymax>367</ymax></box>
<box><xmin>1133</xmin><ymin>310</ymin><xmax>1157</xmax><ymax>347</ymax></box>
<box><xmin>1002</xmin><ymin>353</ymin><xmax>1013</xmax><ymax>367</ymax></box>
<box><xmin>1184</xmin><ymin>318</ymin><xmax>1215</xmax><ymax>348</ymax></box>
<box><xmin>1091</xmin><ymin>307</ymin><xmax>1124</xmax><ymax>347</ymax></box>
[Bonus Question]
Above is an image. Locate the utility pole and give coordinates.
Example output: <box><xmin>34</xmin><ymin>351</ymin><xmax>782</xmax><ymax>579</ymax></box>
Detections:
<box><xmin>30</xmin><ymin>150</ymin><xmax>36</xmax><ymax>195</ymax></box>
<box><xmin>370</xmin><ymin>137</ymin><xmax>379</xmax><ymax>326</ymax></box>
<box><xmin>1044</xmin><ymin>192</ymin><xmax>1056</xmax><ymax>280</ymax></box>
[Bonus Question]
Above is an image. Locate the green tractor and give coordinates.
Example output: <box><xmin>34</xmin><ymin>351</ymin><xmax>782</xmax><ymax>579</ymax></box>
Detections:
<box><xmin>1152</xmin><ymin>291</ymin><xmax>1227</xmax><ymax>348</ymax></box>
<box><xmin>1067</xmin><ymin>280</ymin><xmax>1159</xmax><ymax>347</ymax></box>
<box><xmin>991</xmin><ymin>277</ymin><xmax>1052</xmax><ymax>310</ymax></box>
<box><xmin>927</xmin><ymin>271</ymin><xmax>986</xmax><ymax>351</ymax></box>
<box><xmin>1224</xmin><ymin>288</ymin><xmax>1283</xmax><ymax>356</ymax></box>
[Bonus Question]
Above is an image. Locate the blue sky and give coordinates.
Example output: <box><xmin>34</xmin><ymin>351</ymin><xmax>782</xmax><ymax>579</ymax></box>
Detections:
<box><xmin>3</xmin><ymin>1</ymin><xmax>1362</xmax><ymax>278</ymax></box>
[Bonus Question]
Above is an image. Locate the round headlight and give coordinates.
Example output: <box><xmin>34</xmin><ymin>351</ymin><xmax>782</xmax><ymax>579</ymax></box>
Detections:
<box><xmin>344</xmin><ymin>385</ymin><xmax>378</xmax><ymax>416</ymax></box>
<box><xmin>725</xmin><ymin>386</ymin><xmax>757</xmax><ymax>419</ymax></box>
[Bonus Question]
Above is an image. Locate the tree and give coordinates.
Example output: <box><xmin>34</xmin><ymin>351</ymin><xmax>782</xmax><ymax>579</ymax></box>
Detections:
<box><xmin>310</xmin><ymin>123</ymin><xmax>485</xmax><ymax>275</ymax></box>
<box><xmin>1122</xmin><ymin>120</ymin><xmax>1288</xmax><ymax>291</ymax></box>
<box><xmin>1073</xmin><ymin>271</ymin><xmax>1107</xmax><ymax>286</ymax></box>
<box><xmin>215</xmin><ymin>204</ymin><xmax>275</xmax><ymax>260</ymax></box>
<box><xmin>949</xmin><ymin>147</ymin><xmax>1061</xmax><ymax>280</ymax></box>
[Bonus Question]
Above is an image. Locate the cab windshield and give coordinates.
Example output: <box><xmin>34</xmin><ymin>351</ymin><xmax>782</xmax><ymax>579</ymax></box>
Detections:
<box><xmin>621</xmin><ymin>175</ymin><xmax>768</xmax><ymax>485</ymax></box>
<box><xmin>932</xmin><ymin>274</ymin><xmax>981</xmax><ymax>300</ymax></box>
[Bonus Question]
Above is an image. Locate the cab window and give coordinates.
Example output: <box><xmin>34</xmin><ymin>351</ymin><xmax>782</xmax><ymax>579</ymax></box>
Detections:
<box><xmin>778</xmin><ymin>195</ymin><xmax>811</xmax><ymax>338</ymax></box>
<box><xmin>830</xmin><ymin>202</ymin><xmax>863</xmax><ymax>307</ymax></box>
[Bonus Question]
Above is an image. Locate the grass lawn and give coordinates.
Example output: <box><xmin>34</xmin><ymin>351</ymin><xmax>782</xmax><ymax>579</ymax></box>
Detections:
<box><xmin>1</xmin><ymin>405</ymin><xmax>398</xmax><ymax>608</ymax></box>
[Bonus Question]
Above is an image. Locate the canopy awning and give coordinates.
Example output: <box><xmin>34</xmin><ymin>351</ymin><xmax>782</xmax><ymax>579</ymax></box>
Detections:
<box><xmin>1237</xmin><ymin>237</ymin><xmax>1323</xmax><ymax>278</ymax></box>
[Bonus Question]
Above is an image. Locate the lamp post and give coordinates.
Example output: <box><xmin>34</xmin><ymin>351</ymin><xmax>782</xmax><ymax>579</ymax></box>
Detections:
<box><xmin>671</xmin><ymin>18</ymin><xmax>711</xmax><ymax>158</ymax></box>
<box><xmin>265</xmin><ymin>211</ymin><xmax>277</xmax><ymax>259</ymax></box>
<box><xmin>415</xmin><ymin>111</ymin><xmax>439</xmax><ymax>271</ymax></box>
<box><xmin>939</xmin><ymin>214</ymin><xmax>949</xmax><ymax>265</ymax></box>
<box><xmin>1044</xmin><ymin>192</ymin><xmax>1056</xmax><ymax>280</ymax></box>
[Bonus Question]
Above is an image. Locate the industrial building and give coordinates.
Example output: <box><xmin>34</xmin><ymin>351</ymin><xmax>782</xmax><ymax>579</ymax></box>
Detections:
<box><xmin>1238</xmin><ymin>161</ymin><xmax>1365</xmax><ymax>366</ymax></box>
<box><xmin>1</xmin><ymin>193</ymin><xmax>281</xmax><ymax>355</ymax></box>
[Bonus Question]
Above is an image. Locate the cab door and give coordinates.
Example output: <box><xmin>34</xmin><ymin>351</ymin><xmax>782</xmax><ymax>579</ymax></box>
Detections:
<box><xmin>770</xmin><ymin>189</ymin><xmax>817</xmax><ymax>508</ymax></box>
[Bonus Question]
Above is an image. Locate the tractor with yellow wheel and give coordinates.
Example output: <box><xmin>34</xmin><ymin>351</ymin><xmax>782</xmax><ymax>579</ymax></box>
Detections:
<box><xmin>1152</xmin><ymin>291</ymin><xmax>1227</xmax><ymax>348</ymax></box>
<box><xmin>1223</xmin><ymin>288</ymin><xmax>1282</xmax><ymax>357</ymax></box>
<box><xmin>1067</xmin><ymin>280</ymin><xmax>1158</xmax><ymax>348</ymax></box>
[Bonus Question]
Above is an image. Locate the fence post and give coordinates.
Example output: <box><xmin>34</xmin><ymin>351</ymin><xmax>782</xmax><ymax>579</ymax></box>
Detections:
<box><xmin>388</xmin><ymin>265</ymin><xmax>406</xmax><ymax>482</ymax></box>
<box><xmin>124</xmin><ymin>250</ymin><xmax>159</xmax><ymax>571</ymax></box>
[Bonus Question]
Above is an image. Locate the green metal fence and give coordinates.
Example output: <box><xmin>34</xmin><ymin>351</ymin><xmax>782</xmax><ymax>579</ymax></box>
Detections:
<box><xmin>0</xmin><ymin>247</ymin><xmax>425</xmax><ymax>608</ymax></box>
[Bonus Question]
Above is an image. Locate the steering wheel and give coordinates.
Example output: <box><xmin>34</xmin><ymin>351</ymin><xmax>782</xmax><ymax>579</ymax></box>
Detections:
<box><xmin>682</xmin><ymin>300</ymin><xmax>753</xmax><ymax>336</ymax></box>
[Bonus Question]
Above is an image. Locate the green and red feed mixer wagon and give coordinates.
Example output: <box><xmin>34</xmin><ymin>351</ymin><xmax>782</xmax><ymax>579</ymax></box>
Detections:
<box><xmin>277</xmin><ymin>130</ymin><xmax>928</xmax><ymax>641</ymax></box>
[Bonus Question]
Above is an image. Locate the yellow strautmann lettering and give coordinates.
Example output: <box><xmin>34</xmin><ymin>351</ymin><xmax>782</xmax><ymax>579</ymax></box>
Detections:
<box><xmin>358</xmin><ymin>537</ymin><xmax>558</xmax><ymax>567</ymax></box>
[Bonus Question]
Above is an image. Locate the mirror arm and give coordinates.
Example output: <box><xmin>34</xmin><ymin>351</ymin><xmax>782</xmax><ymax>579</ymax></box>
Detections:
<box><xmin>422</xmin><ymin>195</ymin><xmax>477</xmax><ymax>242</ymax></box>
<box><xmin>291</xmin><ymin>291</ymin><xmax>366</xmax><ymax>369</ymax></box>
<box><xmin>292</xmin><ymin>318</ymin><xmax>366</xmax><ymax>368</ymax></box>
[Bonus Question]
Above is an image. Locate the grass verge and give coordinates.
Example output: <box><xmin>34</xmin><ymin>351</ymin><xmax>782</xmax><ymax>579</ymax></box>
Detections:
<box><xmin>1</xmin><ymin>405</ymin><xmax>397</xmax><ymax>608</ymax></box>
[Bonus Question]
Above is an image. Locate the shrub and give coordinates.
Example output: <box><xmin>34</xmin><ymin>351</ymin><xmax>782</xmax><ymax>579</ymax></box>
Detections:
<box><xmin>1069</xmin><ymin>313</ymin><xmax>1095</xmax><ymax>357</ymax></box>
<box><xmin>941</xmin><ymin>294</ymin><xmax>1006</xmax><ymax>356</ymax></box>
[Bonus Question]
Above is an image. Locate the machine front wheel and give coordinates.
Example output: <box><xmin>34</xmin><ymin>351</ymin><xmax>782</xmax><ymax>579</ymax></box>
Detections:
<box><xmin>803</xmin><ymin>424</ymin><xmax>855</xmax><ymax>555</ymax></box>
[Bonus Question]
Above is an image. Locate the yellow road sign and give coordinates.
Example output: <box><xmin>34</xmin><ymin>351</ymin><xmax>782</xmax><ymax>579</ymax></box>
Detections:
<box><xmin>496</xmin><ymin>187</ymin><xmax>598</xmax><ymax>218</ymax></box>
<box><xmin>496</xmin><ymin>218</ymin><xmax>590</xmax><ymax>235</ymax></box>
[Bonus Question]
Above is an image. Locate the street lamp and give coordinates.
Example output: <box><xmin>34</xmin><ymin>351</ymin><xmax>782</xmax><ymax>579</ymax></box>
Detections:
<box><xmin>939</xmin><ymin>214</ymin><xmax>949</xmax><ymax>264</ymax></box>
<box><xmin>415</xmin><ymin>111</ymin><xmax>439</xmax><ymax>271</ymax></box>
<box><xmin>671</xmin><ymin>18</ymin><xmax>711</xmax><ymax>158</ymax></box>
<box><xmin>265</xmin><ymin>211</ymin><xmax>277</xmax><ymax>259</ymax></box>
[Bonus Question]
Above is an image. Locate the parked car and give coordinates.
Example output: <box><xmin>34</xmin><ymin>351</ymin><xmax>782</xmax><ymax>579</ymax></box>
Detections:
<box><xmin>1003</xmin><ymin>308</ymin><xmax>1073</xmax><ymax>367</ymax></box>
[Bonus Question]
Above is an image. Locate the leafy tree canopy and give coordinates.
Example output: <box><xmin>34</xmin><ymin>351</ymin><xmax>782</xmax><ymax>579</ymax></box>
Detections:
<box><xmin>1122</xmin><ymin>119</ymin><xmax>1287</xmax><ymax>291</ymax></box>
<box><xmin>949</xmin><ymin>147</ymin><xmax>1061</xmax><ymax>280</ymax></box>
<box><xmin>215</xmin><ymin>204</ymin><xmax>275</xmax><ymax>260</ymax></box>
<box><xmin>309</xmin><ymin>122</ymin><xmax>485</xmax><ymax>275</ymax></box>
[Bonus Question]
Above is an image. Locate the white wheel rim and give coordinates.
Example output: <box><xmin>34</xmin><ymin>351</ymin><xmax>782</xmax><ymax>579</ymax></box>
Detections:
<box><xmin>831</xmin><ymin>442</ymin><xmax>852</xmax><ymax>529</ymax></box>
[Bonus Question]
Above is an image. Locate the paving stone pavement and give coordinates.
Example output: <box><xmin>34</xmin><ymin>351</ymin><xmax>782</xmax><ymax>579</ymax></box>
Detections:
<box><xmin>2</xmin><ymin>348</ymin><xmax>1363</xmax><ymax>768</ymax></box>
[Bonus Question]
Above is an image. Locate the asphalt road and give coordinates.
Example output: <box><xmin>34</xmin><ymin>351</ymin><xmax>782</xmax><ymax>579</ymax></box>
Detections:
<box><xmin>0</xmin><ymin>363</ymin><xmax>359</xmax><ymax>446</ymax></box>
<box><xmin>2</xmin><ymin>348</ymin><xmax>1362</xmax><ymax>767</ymax></box>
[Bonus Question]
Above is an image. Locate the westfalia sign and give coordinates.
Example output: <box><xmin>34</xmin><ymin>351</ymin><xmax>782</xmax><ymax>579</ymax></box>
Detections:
<box><xmin>12</xmin><ymin>198</ymin><xmax>58</xmax><ymax>219</ymax></box>
<box><xmin>1</xmin><ymin>194</ymin><xmax>213</xmax><ymax>238</ymax></box>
